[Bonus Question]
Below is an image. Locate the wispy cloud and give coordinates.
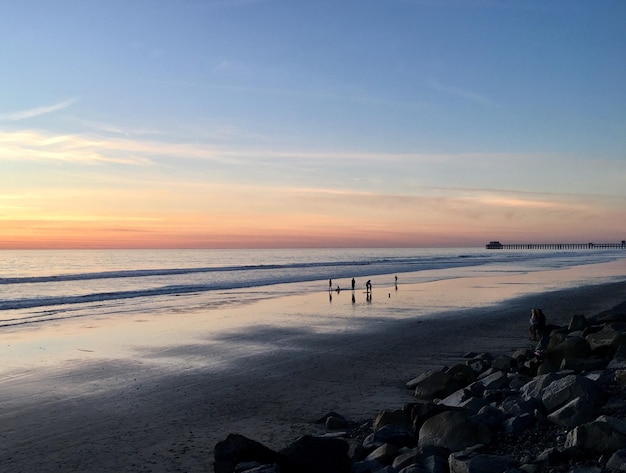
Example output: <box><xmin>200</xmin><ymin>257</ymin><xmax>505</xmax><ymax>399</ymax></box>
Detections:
<box><xmin>429</xmin><ymin>81</ymin><xmax>497</xmax><ymax>107</ymax></box>
<box><xmin>0</xmin><ymin>99</ymin><xmax>77</xmax><ymax>121</ymax></box>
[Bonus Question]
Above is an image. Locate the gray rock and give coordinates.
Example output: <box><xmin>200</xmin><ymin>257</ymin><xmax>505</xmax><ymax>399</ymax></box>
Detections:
<box><xmin>466</xmin><ymin>358</ymin><xmax>491</xmax><ymax>375</ymax></box>
<box><xmin>477</xmin><ymin>370</ymin><xmax>509</xmax><ymax>390</ymax></box>
<box><xmin>492</xmin><ymin>355</ymin><xmax>516</xmax><ymax>372</ymax></box>
<box><xmin>606</xmin><ymin>448</ymin><xmax>626</xmax><ymax>471</ymax></box>
<box><xmin>438</xmin><ymin>388</ymin><xmax>474</xmax><ymax>408</ymax></box>
<box><xmin>546</xmin><ymin>396</ymin><xmax>596</xmax><ymax>428</ymax></box>
<box><xmin>374</xmin><ymin>408</ymin><xmax>412</xmax><ymax>432</ymax></box>
<box><xmin>418</xmin><ymin>410</ymin><xmax>491</xmax><ymax>452</ymax></box>
<box><xmin>586</xmin><ymin>324</ymin><xmax>626</xmax><ymax>356</ymax></box>
<box><xmin>365</xmin><ymin>443</ymin><xmax>399</xmax><ymax>465</ymax></box>
<box><xmin>540</xmin><ymin>374</ymin><xmax>602</xmax><ymax>412</ymax></box>
<box><xmin>371</xmin><ymin>466</ymin><xmax>396</xmax><ymax>473</ymax></box>
<box><xmin>502</xmin><ymin>413</ymin><xmax>535</xmax><ymax>434</ymax></box>
<box><xmin>446</xmin><ymin>364</ymin><xmax>478</xmax><ymax>387</ymax></box>
<box><xmin>363</xmin><ymin>425</ymin><xmax>415</xmax><ymax>450</ymax></box>
<box><xmin>412</xmin><ymin>371</ymin><xmax>460</xmax><ymax>400</ymax></box>
<box><xmin>353</xmin><ymin>460</ymin><xmax>384</xmax><ymax>473</ymax></box>
<box><xmin>564</xmin><ymin>415</ymin><xmax>626</xmax><ymax>452</ymax></box>
<box><xmin>458</xmin><ymin>396</ymin><xmax>489</xmax><ymax>414</ymax></box>
<box><xmin>471</xmin><ymin>405</ymin><xmax>505</xmax><ymax>429</ymax></box>
<box><xmin>279</xmin><ymin>435</ymin><xmax>351</xmax><ymax>473</ymax></box>
<box><xmin>398</xmin><ymin>465</ymin><xmax>429</xmax><ymax>473</ymax></box>
<box><xmin>422</xmin><ymin>454</ymin><xmax>448</xmax><ymax>473</ymax></box>
<box><xmin>559</xmin><ymin>357</ymin><xmax>606</xmax><ymax>372</ymax></box>
<box><xmin>214</xmin><ymin>434</ymin><xmax>282</xmax><ymax>473</ymax></box>
<box><xmin>448</xmin><ymin>450</ymin><xmax>516</xmax><ymax>473</ymax></box>
<box><xmin>544</xmin><ymin>336</ymin><xmax>591</xmax><ymax>368</ymax></box>
<box><xmin>568</xmin><ymin>314</ymin><xmax>589</xmax><ymax>332</ymax></box>
<box><xmin>392</xmin><ymin>448</ymin><xmax>420</xmax><ymax>470</ymax></box>
<box><xmin>519</xmin><ymin>373</ymin><xmax>563</xmax><ymax>401</ymax></box>
<box><xmin>499</xmin><ymin>396</ymin><xmax>536</xmax><ymax>418</ymax></box>
<box><xmin>236</xmin><ymin>464</ymin><xmax>281</xmax><ymax>473</ymax></box>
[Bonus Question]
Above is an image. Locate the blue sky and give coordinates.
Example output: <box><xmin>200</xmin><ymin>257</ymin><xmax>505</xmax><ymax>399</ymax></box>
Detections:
<box><xmin>0</xmin><ymin>1</ymin><xmax>625</xmax><ymax>248</ymax></box>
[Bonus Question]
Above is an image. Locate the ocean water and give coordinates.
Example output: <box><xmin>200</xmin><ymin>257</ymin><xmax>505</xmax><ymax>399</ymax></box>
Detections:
<box><xmin>1</xmin><ymin>247</ymin><xmax>625</xmax><ymax>330</ymax></box>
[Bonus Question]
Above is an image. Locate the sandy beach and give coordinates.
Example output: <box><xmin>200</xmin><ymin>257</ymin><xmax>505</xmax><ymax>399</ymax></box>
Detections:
<box><xmin>1</xmin><ymin>263</ymin><xmax>625</xmax><ymax>473</ymax></box>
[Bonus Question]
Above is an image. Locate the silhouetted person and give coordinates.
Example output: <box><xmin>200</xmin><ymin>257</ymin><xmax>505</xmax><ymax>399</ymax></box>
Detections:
<box><xmin>351</xmin><ymin>278</ymin><xmax>355</xmax><ymax>290</ymax></box>
<box><xmin>329</xmin><ymin>279</ymin><xmax>332</xmax><ymax>290</ymax></box>
<box><xmin>395</xmin><ymin>275</ymin><xmax>398</xmax><ymax>290</ymax></box>
<box><xmin>366</xmin><ymin>280</ymin><xmax>371</xmax><ymax>293</ymax></box>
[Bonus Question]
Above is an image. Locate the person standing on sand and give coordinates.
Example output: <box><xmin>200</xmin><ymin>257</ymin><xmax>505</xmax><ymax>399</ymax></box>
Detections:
<box><xmin>366</xmin><ymin>280</ymin><xmax>371</xmax><ymax>293</ymax></box>
<box><xmin>351</xmin><ymin>278</ymin><xmax>355</xmax><ymax>290</ymax></box>
<box><xmin>329</xmin><ymin>279</ymin><xmax>332</xmax><ymax>290</ymax></box>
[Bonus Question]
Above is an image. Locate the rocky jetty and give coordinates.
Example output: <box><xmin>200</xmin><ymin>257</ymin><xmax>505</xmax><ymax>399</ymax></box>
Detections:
<box><xmin>214</xmin><ymin>302</ymin><xmax>626</xmax><ymax>473</ymax></box>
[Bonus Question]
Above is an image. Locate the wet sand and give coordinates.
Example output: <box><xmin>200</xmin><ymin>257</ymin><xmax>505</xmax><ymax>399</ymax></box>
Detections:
<box><xmin>0</xmin><ymin>264</ymin><xmax>625</xmax><ymax>473</ymax></box>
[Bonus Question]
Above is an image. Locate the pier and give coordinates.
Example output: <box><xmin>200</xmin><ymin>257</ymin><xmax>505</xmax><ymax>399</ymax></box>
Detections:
<box><xmin>486</xmin><ymin>241</ymin><xmax>626</xmax><ymax>250</ymax></box>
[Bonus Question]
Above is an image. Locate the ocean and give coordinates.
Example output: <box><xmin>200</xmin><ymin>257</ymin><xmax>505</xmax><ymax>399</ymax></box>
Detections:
<box><xmin>1</xmin><ymin>247</ymin><xmax>625</xmax><ymax>330</ymax></box>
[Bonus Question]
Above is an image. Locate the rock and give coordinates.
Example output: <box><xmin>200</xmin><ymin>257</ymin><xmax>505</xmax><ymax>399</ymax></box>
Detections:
<box><xmin>352</xmin><ymin>459</ymin><xmax>384</xmax><ymax>473</ymax></box>
<box><xmin>502</xmin><ymin>413</ymin><xmax>535</xmax><ymax>434</ymax></box>
<box><xmin>568</xmin><ymin>314</ymin><xmax>589</xmax><ymax>331</ymax></box>
<box><xmin>466</xmin><ymin>358</ymin><xmax>491</xmax><ymax>376</ymax></box>
<box><xmin>448</xmin><ymin>450</ymin><xmax>516</xmax><ymax>473</ymax></box>
<box><xmin>438</xmin><ymin>388</ymin><xmax>474</xmax><ymax>408</ymax></box>
<box><xmin>236</xmin><ymin>464</ymin><xmax>281</xmax><ymax>473</ymax></box>
<box><xmin>492</xmin><ymin>355</ymin><xmax>516</xmax><ymax>372</ymax></box>
<box><xmin>477</xmin><ymin>370</ymin><xmax>509</xmax><ymax>390</ymax></box>
<box><xmin>214</xmin><ymin>434</ymin><xmax>282</xmax><ymax>473</ymax></box>
<box><xmin>540</xmin><ymin>374</ymin><xmax>603</xmax><ymax>412</ymax></box>
<box><xmin>561</xmin><ymin>356</ymin><xmax>606</xmax><ymax>372</ymax></box>
<box><xmin>279</xmin><ymin>435</ymin><xmax>351</xmax><ymax>473</ymax></box>
<box><xmin>606</xmin><ymin>448</ymin><xmax>626</xmax><ymax>471</ymax></box>
<box><xmin>520</xmin><ymin>373</ymin><xmax>563</xmax><ymax>400</ymax></box>
<box><xmin>458</xmin><ymin>396</ymin><xmax>489</xmax><ymax>414</ymax></box>
<box><xmin>446</xmin><ymin>364</ymin><xmax>477</xmax><ymax>387</ymax></box>
<box><xmin>471</xmin><ymin>405</ymin><xmax>505</xmax><ymax>429</ymax></box>
<box><xmin>586</xmin><ymin>324</ymin><xmax>626</xmax><ymax>357</ymax></box>
<box><xmin>365</xmin><ymin>443</ymin><xmax>399</xmax><ymax>465</ymax></box>
<box><xmin>546</xmin><ymin>396</ymin><xmax>596</xmax><ymax>428</ymax></box>
<box><xmin>544</xmin><ymin>336</ymin><xmax>591</xmax><ymax>367</ymax></box>
<box><xmin>564</xmin><ymin>415</ymin><xmax>626</xmax><ymax>452</ymax></box>
<box><xmin>412</xmin><ymin>371</ymin><xmax>460</xmax><ymax>400</ymax></box>
<box><xmin>397</xmin><ymin>465</ymin><xmax>429</xmax><ymax>473</ymax></box>
<box><xmin>363</xmin><ymin>424</ymin><xmax>415</xmax><ymax>450</ymax></box>
<box><xmin>374</xmin><ymin>408</ymin><xmax>412</xmax><ymax>432</ymax></box>
<box><xmin>391</xmin><ymin>447</ymin><xmax>420</xmax><ymax>470</ymax></box>
<box><xmin>422</xmin><ymin>454</ymin><xmax>449</xmax><ymax>473</ymax></box>
<box><xmin>323</xmin><ymin>413</ymin><xmax>352</xmax><ymax>431</ymax></box>
<box><xmin>418</xmin><ymin>410</ymin><xmax>491</xmax><ymax>452</ymax></box>
<box><xmin>499</xmin><ymin>396</ymin><xmax>536</xmax><ymax>418</ymax></box>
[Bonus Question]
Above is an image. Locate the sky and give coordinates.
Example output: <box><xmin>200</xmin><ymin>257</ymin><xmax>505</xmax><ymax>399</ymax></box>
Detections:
<box><xmin>0</xmin><ymin>0</ymin><xmax>625</xmax><ymax>249</ymax></box>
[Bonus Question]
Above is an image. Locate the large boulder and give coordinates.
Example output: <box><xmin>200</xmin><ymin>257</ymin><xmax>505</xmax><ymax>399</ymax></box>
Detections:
<box><xmin>546</xmin><ymin>396</ymin><xmax>596</xmax><ymax>428</ymax></box>
<box><xmin>411</xmin><ymin>371</ymin><xmax>460</xmax><ymax>400</ymax></box>
<box><xmin>279</xmin><ymin>435</ymin><xmax>351</xmax><ymax>473</ymax></box>
<box><xmin>418</xmin><ymin>411</ymin><xmax>491</xmax><ymax>452</ymax></box>
<box><xmin>214</xmin><ymin>434</ymin><xmax>282</xmax><ymax>473</ymax></box>
<box><xmin>448</xmin><ymin>450</ymin><xmax>516</xmax><ymax>473</ymax></box>
<box><xmin>540</xmin><ymin>374</ymin><xmax>603</xmax><ymax>412</ymax></box>
<box><xmin>564</xmin><ymin>416</ymin><xmax>626</xmax><ymax>452</ymax></box>
<box><xmin>585</xmin><ymin>324</ymin><xmax>626</xmax><ymax>357</ymax></box>
<box><xmin>544</xmin><ymin>336</ymin><xmax>591</xmax><ymax>367</ymax></box>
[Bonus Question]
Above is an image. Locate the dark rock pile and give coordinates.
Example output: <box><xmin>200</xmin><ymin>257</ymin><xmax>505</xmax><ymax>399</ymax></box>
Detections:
<box><xmin>214</xmin><ymin>303</ymin><xmax>626</xmax><ymax>473</ymax></box>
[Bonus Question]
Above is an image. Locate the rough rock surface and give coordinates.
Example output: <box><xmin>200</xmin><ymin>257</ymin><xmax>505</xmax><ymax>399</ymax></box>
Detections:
<box><xmin>214</xmin><ymin>303</ymin><xmax>626</xmax><ymax>473</ymax></box>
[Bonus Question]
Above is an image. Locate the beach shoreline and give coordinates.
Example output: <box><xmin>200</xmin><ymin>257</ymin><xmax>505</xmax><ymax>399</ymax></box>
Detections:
<box><xmin>1</xmin><ymin>269</ymin><xmax>625</xmax><ymax>472</ymax></box>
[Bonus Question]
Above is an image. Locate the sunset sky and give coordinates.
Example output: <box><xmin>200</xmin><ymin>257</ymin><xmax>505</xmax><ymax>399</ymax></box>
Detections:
<box><xmin>1</xmin><ymin>1</ymin><xmax>624</xmax><ymax>249</ymax></box>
